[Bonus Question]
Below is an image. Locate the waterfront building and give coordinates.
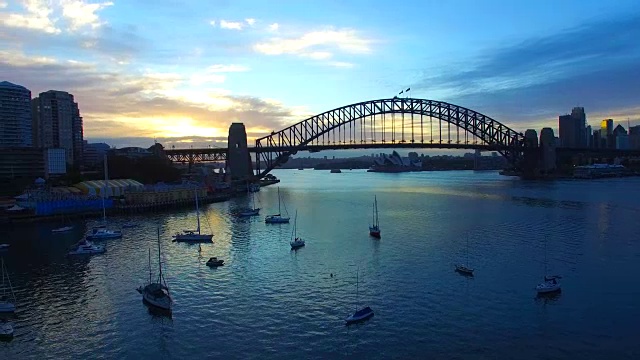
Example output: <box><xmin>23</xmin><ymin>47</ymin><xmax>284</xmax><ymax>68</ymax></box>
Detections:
<box><xmin>0</xmin><ymin>81</ymin><xmax>33</xmax><ymax>147</ymax></box>
<box><xmin>83</xmin><ymin>141</ymin><xmax>111</xmax><ymax>168</ymax></box>
<box><xmin>558</xmin><ymin>107</ymin><xmax>587</xmax><ymax>148</ymax></box>
<box><xmin>45</xmin><ymin>148</ymin><xmax>67</xmax><ymax>178</ymax></box>
<box><xmin>0</xmin><ymin>147</ymin><xmax>45</xmax><ymax>195</ymax></box>
<box><xmin>32</xmin><ymin>90</ymin><xmax>84</xmax><ymax>167</ymax></box>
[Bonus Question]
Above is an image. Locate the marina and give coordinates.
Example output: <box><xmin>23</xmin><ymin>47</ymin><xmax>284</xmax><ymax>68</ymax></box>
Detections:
<box><xmin>0</xmin><ymin>170</ymin><xmax>639</xmax><ymax>358</ymax></box>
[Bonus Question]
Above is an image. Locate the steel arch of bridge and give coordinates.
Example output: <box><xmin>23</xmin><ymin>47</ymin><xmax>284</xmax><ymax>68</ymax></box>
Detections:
<box><xmin>255</xmin><ymin>98</ymin><xmax>525</xmax><ymax>177</ymax></box>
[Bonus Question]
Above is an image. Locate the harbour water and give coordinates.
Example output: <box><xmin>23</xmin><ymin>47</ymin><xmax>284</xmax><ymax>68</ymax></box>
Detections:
<box><xmin>1</xmin><ymin>169</ymin><xmax>639</xmax><ymax>359</ymax></box>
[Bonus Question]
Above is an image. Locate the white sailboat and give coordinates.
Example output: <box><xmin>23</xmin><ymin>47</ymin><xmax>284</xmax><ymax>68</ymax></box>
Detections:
<box><xmin>0</xmin><ymin>258</ymin><xmax>16</xmax><ymax>313</ymax></box>
<box><xmin>265</xmin><ymin>187</ymin><xmax>290</xmax><ymax>223</ymax></box>
<box><xmin>174</xmin><ymin>187</ymin><xmax>213</xmax><ymax>242</ymax></box>
<box><xmin>87</xmin><ymin>155</ymin><xmax>122</xmax><ymax>240</ymax></box>
<box><xmin>239</xmin><ymin>182</ymin><xmax>260</xmax><ymax>217</ymax></box>
<box><xmin>138</xmin><ymin>227</ymin><xmax>173</xmax><ymax>312</ymax></box>
<box><xmin>345</xmin><ymin>269</ymin><xmax>374</xmax><ymax>325</ymax></box>
<box><xmin>289</xmin><ymin>211</ymin><xmax>305</xmax><ymax>249</ymax></box>
<box><xmin>368</xmin><ymin>195</ymin><xmax>381</xmax><ymax>238</ymax></box>
<box><xmin>536</xmin><ymin>238</ymin><xmax>561</xmax><ymax>294</ymax></box>
<box><xmin>455</xmin><ymin>236</ymin><xmax>474</xmax><ymax>275</ymax></box>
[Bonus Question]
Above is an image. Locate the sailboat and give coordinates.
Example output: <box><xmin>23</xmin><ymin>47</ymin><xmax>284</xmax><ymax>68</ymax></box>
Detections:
<box><xmin>0</xmin><ymin>258</ymin><xmax>16</xmax><ymax>313</ymax></box>
<box><xmin>87</xmin><ymin>155</ymin><xmax>122</xmax><ymax>240</ymax></box>
<box><xmin>173</xmin><ymin>187</ymin><xmax>213</xmax><ymax>242</ymax></box>
<box><xmin>52</xmin><ymin>214</ymin><xmax>74</xmax><ymax>233</ymax></box>
<box><xmin>138</xmin><ymin>227</ymin><xmax>173</xmax><ymax>312</ymax></box>
<box><xmin>368</xmin><ymin>195</ymin><xmax>381</xmax><ymax>238</ymax></box>
<box><xmin>345</xmin><ymin>269</ymin><xmax>374</xmax><ymax>325</ymax></box>
<box><xmin>289</xmin><ymin>211</ymin><xmax>305</xmax><ymax>249</ymax></box>
<box><xmin>265</xmin><ymin>187</ymin><xmax>290</xmax><ymax>223</ymax></box>
<box><xmin>455</xmin><ymin>236</ymin><xmax>474</xmax><ymax>275</ymax></box>
<box><xmin>239</xmin><ymin>182</ymin><xmax>260</xmax><ymax>217</ymax></box>
<box><xmin>536</xmin><ymin>238</ymin><xmax>561</xmax><ymax>294</ymax></box>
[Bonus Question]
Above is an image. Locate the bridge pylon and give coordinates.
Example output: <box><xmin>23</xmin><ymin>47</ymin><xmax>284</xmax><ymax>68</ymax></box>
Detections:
<box><xmin>227</xmin><ymin>123</ymin><xmax>253</xmax><ymax>181</ymax></box>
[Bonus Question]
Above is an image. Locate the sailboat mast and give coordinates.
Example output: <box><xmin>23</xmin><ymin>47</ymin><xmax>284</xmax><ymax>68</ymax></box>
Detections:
<box><xmin>148</xmin><ymin>248</ymin><xmax>152</xmax><ymax>284</ymax></box>
<box><xmin>356</xmin><ymin>269</ymin><xmax>359</xmax><ymax>311</ymax></box>
<box><xmin>195</xmin><ymin>187</ymin><xmax>201</xmax><ymax>234</ymax></box>
<box><xmin>102</xmin><ymin>154</ymin><xmax>108</xmax><ymax>222</ymax></box>
<box><xmin>375</xmin><ymin>196</ymin><xmax>379</xmax><ymax>227</ymax></box>
<box><xmin>157</xmin><ymin>227</ymin><xmax>163</xmax><ymax>283</ymax></box>
<box><xmin>278</xmin><ymin>187</ymin><xmax>281</xmax><ymax>214</ymax></box>
<box><xmin>544</xmin><ymin>237</ymin><xmax>548</xmax><ymax>277</ymax></box>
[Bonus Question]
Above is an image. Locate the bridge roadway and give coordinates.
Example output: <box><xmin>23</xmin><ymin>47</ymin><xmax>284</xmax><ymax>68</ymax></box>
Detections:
<box><xmin>164</xmin><ymin>144</ymin><xmax>640</xmax><ymax>163</ymax></box>
<box><xmin>164</xmin><ymin>142</ymin><xmax>516</xmax><ymax>163</ymax></box>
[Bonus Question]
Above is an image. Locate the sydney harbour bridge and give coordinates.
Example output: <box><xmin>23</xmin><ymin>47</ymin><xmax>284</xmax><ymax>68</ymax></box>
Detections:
<box><xmin>163</xmin><ymin>98</ymin><xmax>639</xmax><ymax>180</ymax></box>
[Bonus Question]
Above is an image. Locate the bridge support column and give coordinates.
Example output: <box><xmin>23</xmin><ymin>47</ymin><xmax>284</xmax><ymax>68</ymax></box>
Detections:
<box><xmin>227</xmin><ymin>123</ymin><xmax>253</xmax><ymax>181</ymax></box>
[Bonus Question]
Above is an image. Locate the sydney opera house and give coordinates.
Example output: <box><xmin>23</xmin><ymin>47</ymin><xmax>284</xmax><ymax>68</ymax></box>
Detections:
<box><xmin>367</xmin><ymin>151</ymin><xmax>423</xmax><ymax>173</ymax></box>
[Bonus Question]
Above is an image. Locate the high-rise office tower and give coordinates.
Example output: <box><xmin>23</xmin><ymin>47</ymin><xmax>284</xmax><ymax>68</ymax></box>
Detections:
<box><xmin>32</xmin><ymin>90</ymin><xmax>84</xmax><ymax>167</ymax></box>
<box><xmin>0</xmin><ymin>81</ymin><xmax>33</xmax><ymax>148</ymax></box>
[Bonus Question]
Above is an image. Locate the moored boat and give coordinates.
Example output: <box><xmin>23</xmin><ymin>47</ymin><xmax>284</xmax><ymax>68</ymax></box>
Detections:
<box><xmin>0</xmin><ymin>258</ymin><xmax>16</xmax><ymax>314</ymax></box>
<box><xmin>68</xmin><ymin>240</ymin><xmax>105</xmax><ymax>255</ymax></box>
<box><xmin>174</xmin><ymin>186</ymin><xmax>213</xmax><ymax>242</ymax></box>
<box><xmin>369</xmin><ymin>195</ymin><xmax>381</xmax><ymax>238</ymax></box>
<box><xmin>137</xmin><ymin>227</ymin><xmax>173</xmax><ymax>312</ymax></box>
<box><xmin>206</xmin><ymin>257</ymin><xmax>224</xmax><ymax>267</ymax></box>
<box><xmin>265</xmin><ymin>187</ymin><xmax>290</xmax><ymax>224</ymax></box>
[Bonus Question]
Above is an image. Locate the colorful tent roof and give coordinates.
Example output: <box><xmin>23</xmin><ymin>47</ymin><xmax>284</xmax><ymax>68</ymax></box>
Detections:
<box><xmin>74</xmin><ymin>179</ymin><xmax>144</xmax><ymax>197</ymax></box>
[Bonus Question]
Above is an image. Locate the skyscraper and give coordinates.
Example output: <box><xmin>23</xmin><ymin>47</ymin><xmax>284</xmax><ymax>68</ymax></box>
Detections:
<box><xmin>601</xmin><ymin>119</ymin><xmax>613</xmax><ymax>148</ymax></box>
<box><xmin>32</xmin><ymin>90</ymin><xmax>84</xmax><ymax>167</ymax></box>
<box><xmin>558</xmin><ymin>107</ymin><xmax>588</xmax><ymax>148</ymax></box>
<box><xmin>0</xmin><ymin>81</ymin><xmax>33</xmax><ymax>147</ymax></box>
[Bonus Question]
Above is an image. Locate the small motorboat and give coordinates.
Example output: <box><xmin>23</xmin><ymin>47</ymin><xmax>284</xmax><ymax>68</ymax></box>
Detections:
<box><xmin>86</xmin><ymin>227</ymin><xmax>122</xmax><ymax>240</ymax></box>
<box><xmin>330</xmin><ymin>169</ymin><xmax>342</xmax><ymax>173</ymax></box>
<box><xmin>0</xmin><ymin>244</ymin><xmax>9</xmax><ymax>251</ymax></box>
<box><xmin>0</xmin><ymin>322</ymin><xmax>13</xmax><ymax>340</ymax></box>
<box><xmin>68</xmin><ymin>240</ymin><xmax>106</xmax><ymax>255</ymax></box>
<box><xmin>290</xmin><ymin>238</ymin><xmax>305</xmax><ymax>249</ymax></box>
<box><xmin>455</xmin><ymin>264</ymin><xmax>474</xmax><ymax>276</ymax></box>
<box><xmin>345</xmin><ymin>306</ymin><xmax>374</xmax><ymax>325</ymax></box>
<box><xmin>206</xmin><ymin>257</ymin><xmax>224</xmax><ymax>267</ymax></box>
<box><xmin>52</xmin><ymin>226</ymin><xmax>74</xmax><ymax>233</ymax></box>
<box><xmin>536</xmin><ymin>275</ymin><xmax>561</xmax><ymax>294</ymax></box>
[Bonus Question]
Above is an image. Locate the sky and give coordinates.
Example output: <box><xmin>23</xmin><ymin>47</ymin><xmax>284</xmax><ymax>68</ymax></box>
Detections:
<box><xmin>1</xmin><ymin>0</ymin><xmax>640</xmax><ymax>150</ymax></box>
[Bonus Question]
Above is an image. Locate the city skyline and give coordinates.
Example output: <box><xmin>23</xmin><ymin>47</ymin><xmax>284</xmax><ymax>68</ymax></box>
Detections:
<box><xmin>1</xmin><ymin>0</ymin><xmax>640</xmax><ymax>149</ymax></box>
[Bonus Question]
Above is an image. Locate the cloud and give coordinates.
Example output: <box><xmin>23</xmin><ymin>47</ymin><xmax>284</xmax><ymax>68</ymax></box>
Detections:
<box><xmin>253</xmin><ymin>28</ymin><xmax>373</xmax><ymax>58</ymax></box>
<box><xmin>327</xmin><ymin>61</ymin><xmax>354</xmax><ymax>68</ymax></box>
<box><xmin>414</xmin><ymin>15</ymin><xmax>640</xmax><ymax>128</ymax></box>
<box><xmin>219</xmin><ymin>19</ymin><xmax>244</xmax><ymax>30</ymax></box>
<box><xmin>245</xmin><ymin>18</ymin><xmax>255</xmax><ymax>26</ymax></box>
<box><xmin>209</xmin><ymin>20</ymin><xmax>215</xmax><ymax>26</ymax></box>
<box><xmin>206</xmin><ymin>64</ymin><xmax>250</xmax><ymax>73</ymax></box>
<box><xmin>60</xmin><ymin>0</ymin><xmax>113</xmax><ymax>31</ymax></box>
<box><xmin>268</xmin><ymin>23</ymin><xmax>278</xmax><ymax>32</ymax></box>
<box><xmin>0</xmin><ymin>1</ymin><xmax>7</xmax><ymax>8</ymax></box>
<box><xmin>0</xmin><ymin>49</ymin><xmax>302</xmax><ymax>146</ymax></box>
<box><xmin>0</xmin><ymin>0</ymin><xmax>112</xmax><ymax>34</ymax></box>
<box><xmin>0</xmin><ymin>0</ymin><xmax>61</xmax><ymax>33</ymax></box>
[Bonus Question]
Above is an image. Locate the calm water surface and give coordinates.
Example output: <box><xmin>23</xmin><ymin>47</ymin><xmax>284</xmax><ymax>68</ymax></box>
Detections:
<box><xmin>1</xmin><ymin>170</ymin><xmax>640</xmax><ymax>359</ymax></box>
